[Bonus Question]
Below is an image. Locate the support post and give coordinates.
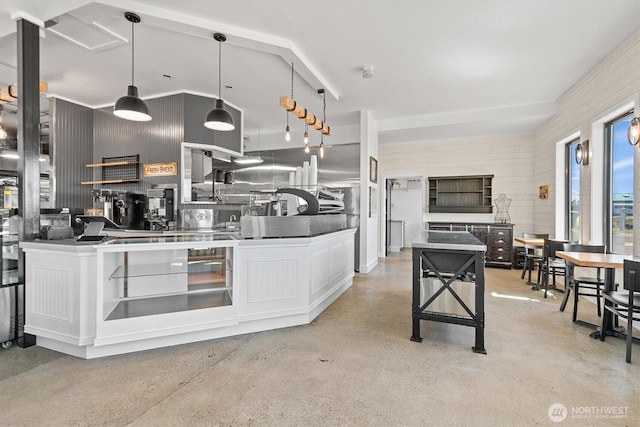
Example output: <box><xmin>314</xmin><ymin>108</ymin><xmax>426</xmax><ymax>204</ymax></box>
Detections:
<box><xmin>16</xmin><ymin>18</ymin><xmax>41</xmax><ymax>348</ymax></box>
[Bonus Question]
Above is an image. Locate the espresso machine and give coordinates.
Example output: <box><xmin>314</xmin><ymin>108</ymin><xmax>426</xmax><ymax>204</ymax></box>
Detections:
<box><xmin>90</xmin><ymin>189</ymin><xmax>124</xmax><ymax>224</ymax></box>
<box><xmin>90</xmin><ymin>189</ymin><xmax>147</xmax><ymax>229</ymax></box>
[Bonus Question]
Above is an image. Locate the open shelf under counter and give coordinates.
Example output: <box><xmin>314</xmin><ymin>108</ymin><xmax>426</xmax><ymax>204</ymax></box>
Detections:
<box><xmin>105</xmin><ymin>289</ymin><xmax>232</xmax><ymax>321</ymax></box>
<box><xmin>109</xmin><ymin>261</ymin><xmax>188</xmax><ymax>280</ymax></box>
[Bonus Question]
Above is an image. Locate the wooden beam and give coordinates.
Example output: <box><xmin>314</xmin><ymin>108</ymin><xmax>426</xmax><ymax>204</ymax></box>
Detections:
<box><xmin>279</xmin><ymin>96</ymin><xmax>332</xmax><ymax>136</ymax></box>
<box><xmin>0</xmin><ymin>81</ymin><xmax>48</xmax><ymax>104</ymax></box>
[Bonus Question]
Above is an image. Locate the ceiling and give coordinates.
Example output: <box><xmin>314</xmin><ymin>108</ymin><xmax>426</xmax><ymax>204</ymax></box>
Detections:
<box><xmin>0</xmin><ymin>0</ymin><xmax>639</xmax><ymax>146</ymax></box>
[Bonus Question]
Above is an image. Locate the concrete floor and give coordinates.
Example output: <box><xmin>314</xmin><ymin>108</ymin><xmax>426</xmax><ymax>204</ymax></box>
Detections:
<box><xmin>1</xmin><ymin>250</ymin><xmax>638</xmax><ymax>426</ymax></box>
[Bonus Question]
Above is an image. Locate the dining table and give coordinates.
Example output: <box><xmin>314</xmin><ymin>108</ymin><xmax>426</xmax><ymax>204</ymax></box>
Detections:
<box><xmin>555</xmin><ymin>250</ymin><xmax>632</xmax><ymax>339</ymax></box>
<box><xmin>513</xmin><ymin>237</ymin><xmax>545</xmax><ymax>247</ymax></box>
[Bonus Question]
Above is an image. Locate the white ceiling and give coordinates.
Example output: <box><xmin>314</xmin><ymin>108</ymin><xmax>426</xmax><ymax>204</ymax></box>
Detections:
<box><xmin>0</xmin><ymin>0</ymin><xmax>639</xmax><ymax>145</ymax></box>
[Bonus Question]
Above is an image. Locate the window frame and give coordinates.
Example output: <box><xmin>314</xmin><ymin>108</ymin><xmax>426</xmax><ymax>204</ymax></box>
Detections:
<box><xmin>565</xmin><ymin>138</ymin><xmax>581</xmax><ymax>241</ymax></box>
<box><xmin>603</xmin><ymin>110</ymin><xmax>634</xmax><ymax>254</ymax></box>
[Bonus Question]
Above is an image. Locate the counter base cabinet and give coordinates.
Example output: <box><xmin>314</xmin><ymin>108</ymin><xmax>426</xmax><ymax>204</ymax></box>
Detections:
<box><xmin>22</xmin><ymin>229</ymin><xmax>355</xmax><ymax>359</ymax></box>
<box><xmin>427</xmin><ymin>222</ymin><xmax>513</xmax><ymax>269</ymax></box>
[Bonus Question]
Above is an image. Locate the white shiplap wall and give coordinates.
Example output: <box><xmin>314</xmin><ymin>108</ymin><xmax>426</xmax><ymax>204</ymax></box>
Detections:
<box><xmin>533</xmin><ymin>30</ymin><xmax>640</xmax><ymax>245</ymax></box>
<box><xmin>378</xmin><ymin>134</ymin><xmax>534</xmax><ymax>239</ymax></box>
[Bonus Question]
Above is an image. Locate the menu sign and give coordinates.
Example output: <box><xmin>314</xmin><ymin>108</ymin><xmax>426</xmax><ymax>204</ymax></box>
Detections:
<box><xmin>143</xmin><ymin>162</ymin><xmax>177</xmax><ymax>177</ymax></box>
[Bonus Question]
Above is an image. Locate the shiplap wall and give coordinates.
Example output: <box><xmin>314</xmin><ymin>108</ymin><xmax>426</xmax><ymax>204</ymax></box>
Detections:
<box><xmin>533</xmin><ymin>30</ymin><xmax>640</xmax><ymax>243</ymax></box>
<box><xmin>378</xmin><ymin>134</ymin><xmax>534</xmax><ymax>239</ymax></box>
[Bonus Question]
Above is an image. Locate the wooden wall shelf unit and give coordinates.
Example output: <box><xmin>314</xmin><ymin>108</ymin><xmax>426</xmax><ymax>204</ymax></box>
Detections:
<box><xmin>81</xmin><ymin>154</ymin><xmax>140</xmax><ymax>185</ymax></box>
<box><xmin>428</xmin><ymin>175</ymin><xmax>493</xmax><ymax>213</ymax></box>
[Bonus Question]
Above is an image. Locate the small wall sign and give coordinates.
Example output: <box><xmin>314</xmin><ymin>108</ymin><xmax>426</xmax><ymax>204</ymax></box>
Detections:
<box><xmin>143</xmin><ymin>162</ymin><xmax>178</xmax><ymax>177</ymax></box>
<box><xmin>539</xmin><ymin>184</ymin><xmax>549</xmax><ymax>199</ymax></box>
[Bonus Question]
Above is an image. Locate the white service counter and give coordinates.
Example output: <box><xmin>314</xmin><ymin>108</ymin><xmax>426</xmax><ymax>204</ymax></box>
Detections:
<box><xmin>21</xmin><ymin>229</ymin><xmax>355</xmax><ymax>358</ymax></box>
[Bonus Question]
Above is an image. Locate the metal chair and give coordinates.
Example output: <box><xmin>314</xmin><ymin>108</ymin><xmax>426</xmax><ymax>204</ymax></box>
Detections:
<box><xmin>520</xmin><ymin>233</ymin><xmax>548</xmax><ymax>285</ymax></box>
<box><xmin>560</xmin><ymin>242</ymin><xmax>606</xmax><ymax>323</ymax></box>
<box><xmin>535</xmin><ymin>239</ymin><xmax>568</xmax><ymax>298</ymax></box>
<box><xmin>601</xmin><ymin>259</ymin><xmax>640</xmax><ymax>363</ymax></box>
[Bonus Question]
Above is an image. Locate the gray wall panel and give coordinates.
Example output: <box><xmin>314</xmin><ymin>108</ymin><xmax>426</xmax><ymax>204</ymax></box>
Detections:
<box><xmin>51</xmin><ymin>98</ymin><xmax>94</xmax><ymax>209</ymax></box>
<box><xmin>93</xmin><ymin>93</ymin><xmax>184</xmax><ymax>199</ymax></box>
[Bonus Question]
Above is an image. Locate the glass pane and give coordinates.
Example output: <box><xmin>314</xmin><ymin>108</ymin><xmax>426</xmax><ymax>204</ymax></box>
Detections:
<box><xmin>568</xmin><ymin>141</ymin><xmax>581</xmax><ymax>242</ymax></box>
<box><xmin>610</xmin><ymin>116</ymin><xmax>633</xmax><ymax>255</ymax></box>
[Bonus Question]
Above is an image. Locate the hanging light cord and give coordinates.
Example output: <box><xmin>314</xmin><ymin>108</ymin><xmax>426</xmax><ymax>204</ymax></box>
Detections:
<box><xmin>218</xmin><ymin>38</ymin><xmax>222</xmax><ymax>100</ymax></box>
<box><xmin>287</xmin><ymin>62</ymin><xmax>294</xmax><ymax>127</ymax></box>
<box><xmin>321</xmin><ymin>91</ymin><xmax>326</xmax><ymax>144</ymax></box>
<box><xmin>130</xmin><ymin>19</ymin><xmax>135</xmax><ymax>86</ymax></box>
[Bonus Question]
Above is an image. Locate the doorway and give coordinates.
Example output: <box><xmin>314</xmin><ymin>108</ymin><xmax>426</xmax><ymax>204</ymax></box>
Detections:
<box><xmin>383</xmin><ymin>176</ymin><xmax>424</xmax><ymax>255</ymax></box>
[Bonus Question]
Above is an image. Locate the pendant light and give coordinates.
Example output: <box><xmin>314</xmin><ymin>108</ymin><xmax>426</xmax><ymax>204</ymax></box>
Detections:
<box><xmin>319</xmin><ymin>89</ymin><xmax>326</xmax><ymax>159</ymax></box>
<box><xmin>285</xmin><ymin>62</ymin><xmax>294</xmax><ymax>141</ymax></box>
<box><xmin>204</xmin><ymin>33</ymin><xmax>235</xmax><ymax>131</ymax></box>
<box><xmin>304</xmin><ymin>122</ymin><xmax>310</xmax><ymax>153</ymax></box>
<box><xmin>113</xmin><ymin>12</ymin><xmax>151</xmax><ymax>122</ymax></box>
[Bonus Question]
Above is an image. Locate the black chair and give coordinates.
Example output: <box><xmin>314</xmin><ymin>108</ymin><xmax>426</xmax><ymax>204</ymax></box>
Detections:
<box><xmin>560</xmin><ymin>243</ymin><xmax>606</xmax><ymax>323</ymax></box>
<box><xmin>535</xmin><ymin>239</ymin><xmax>568</xmax><ymax>298</ymax></box>
<box><xmin>601</xmin><ymin>259</ymin><xmax>640</xmax><ymax>363</ymax></box>
<box><xmin>520</xmin><ymin>233</ymin><xmax>548</xmax><ymax>285</ymax></box>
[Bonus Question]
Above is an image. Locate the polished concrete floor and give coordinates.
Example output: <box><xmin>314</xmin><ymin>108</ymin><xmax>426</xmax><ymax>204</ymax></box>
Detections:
<box><xmin>1</xmin><ymin>250</ymin><xmax>639</xmax><ymax>426</ymax></box>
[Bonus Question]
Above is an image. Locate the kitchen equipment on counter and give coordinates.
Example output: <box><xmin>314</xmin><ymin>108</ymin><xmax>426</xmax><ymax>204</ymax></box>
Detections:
<box><xmin>240</xmin><ymin>214</ymin><xmax>347</xmax><ymax>239</ymax></box>
<box><xmin>90</xmin><ymin>190</ymin><xmax>146</xmax><ymax>229</ymax></box>
<box><xmin>147</xmin><ymin>186</ymin><xmax>176</xmax><ymax>230</ymax></box>
<box><xmin>179</xmin><ymin>208</ymin><xmax>213</xmax><ymax>230</ymax></box>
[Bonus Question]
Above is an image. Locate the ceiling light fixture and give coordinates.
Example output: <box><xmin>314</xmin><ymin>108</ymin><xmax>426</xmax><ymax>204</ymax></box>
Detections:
<box><xmin>285</xmin><ymin>62</ymin><xmax>293</xmax><ymax>142</ymax></box>
<box><xmin>234</xmin><ymin>156</ymin><xmax>264</xmax><ymax>165</ymax></box>
<box><xmin>280</xmin><ymin>86</ymin><xmax>332</xmax><ymax>143</ymax></box>
<box><xmin>0</xmin><ymin>81</ymin><xmax>48</xmax><ymax>104</ymax></box>
<box><xmin>628</xmin><ymin>116</ymin><xmax>640</xmax><ymax>145</ymax></box>
<box><xmin>113</xmin><ymin>12</ymin><xmax>151</xmax><ymax>122</ymax></box>
<box><xmin>204</xmin><ymin>33</ymin><xmax>235</xmax><ymax>131</ymax></box>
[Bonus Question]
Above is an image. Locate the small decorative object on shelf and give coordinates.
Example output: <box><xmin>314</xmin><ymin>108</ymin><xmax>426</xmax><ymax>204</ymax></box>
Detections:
<box><xmin>494</xmin><ymin>193</ymin><xmax>511</xmax><ymax>224</ymax></box>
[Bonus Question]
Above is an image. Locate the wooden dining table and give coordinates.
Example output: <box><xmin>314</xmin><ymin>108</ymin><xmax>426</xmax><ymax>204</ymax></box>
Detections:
<box><xmin>555</xmin><ymin>250</ymin><xmax>632</xmax><ymax>339</ymax></box>
<box><xmin>513</xmin><ymin>237</ymin><xmax>545</xmax><ymax>247</ymax></box>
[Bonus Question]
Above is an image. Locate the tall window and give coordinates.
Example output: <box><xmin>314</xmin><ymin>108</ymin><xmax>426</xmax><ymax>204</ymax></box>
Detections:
<box><xmin>604</xmin><ymin>112</ymin><xmax>634</xmax><ymax>255</ymax></box>
<box><xmin>566</xmin><ymin>139</ymin><xmax>581</xmax><ymax>242</ymax></box>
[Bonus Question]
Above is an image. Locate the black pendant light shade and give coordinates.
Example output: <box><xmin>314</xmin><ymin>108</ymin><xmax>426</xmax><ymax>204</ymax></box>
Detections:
<box><xmin>114</xmin><ymin>85</ymin><xmax>151</xmax><ymax>121</ymax></box>
<box><xmin>204</xmin><ymin>99</ymin><xmax>235</xmax><ymax>131</ymax></box>
<box><xmin>113</xmin><ymin>12</ymin><xmax>151</xmax><ymax>122</ymax></box>
<box><xmin>204</xmin><ymin>33</ymin><xmax>235</xmax><ymax>131</ymax></box>
<box><xmin>224</xmin><ymin>171</ymin><xmax>233</xmax><ymax>184</ymax></box>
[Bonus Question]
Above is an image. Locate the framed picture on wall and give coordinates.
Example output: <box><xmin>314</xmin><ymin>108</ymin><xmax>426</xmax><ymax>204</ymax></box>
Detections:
<box><xmin>369</xmin><ymin>156</ymin><xmax>378</xmax><ymax>183</ymax></box>
<box><xmin>539</xmin><ymin>184</ymin><xmax>549</xmax><ymax>199</ymax></box>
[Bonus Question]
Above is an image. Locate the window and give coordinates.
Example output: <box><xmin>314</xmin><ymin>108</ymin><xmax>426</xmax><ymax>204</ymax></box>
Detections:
<box><xmin>604</xmin><ymin>111</ymin><xmax>634</xmax><ymax>255</ymax></box>
<box><xmin>566</xmin><ymin>139</ymin><xmax>581</xmax><ymax>242</ymax></box>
